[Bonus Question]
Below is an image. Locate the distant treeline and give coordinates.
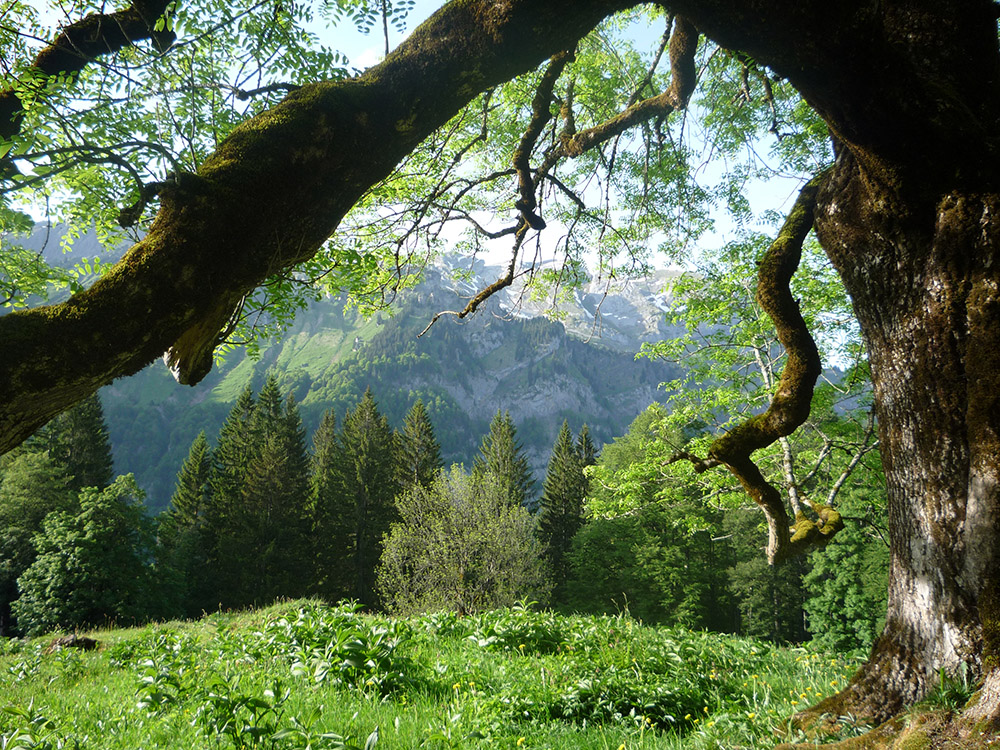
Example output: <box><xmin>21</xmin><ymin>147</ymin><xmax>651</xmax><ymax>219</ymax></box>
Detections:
<box><xmin>0</xmin><ymin>384</ymin><xmax>888</xmax><ymax>654</ymax></box>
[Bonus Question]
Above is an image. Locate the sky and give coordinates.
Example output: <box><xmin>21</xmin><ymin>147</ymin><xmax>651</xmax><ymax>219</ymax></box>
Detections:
<box><xmin>318</xmin><ymin>1</ymin><xmax>806</xmax><ymax>274</ymax></box>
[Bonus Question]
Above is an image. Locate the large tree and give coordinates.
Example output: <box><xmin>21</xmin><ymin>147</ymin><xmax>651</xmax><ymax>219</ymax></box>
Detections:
<box><xmin>0</xmin><ymin>0</ymin><xmax>998</xmax><ymax>733</ymax></box>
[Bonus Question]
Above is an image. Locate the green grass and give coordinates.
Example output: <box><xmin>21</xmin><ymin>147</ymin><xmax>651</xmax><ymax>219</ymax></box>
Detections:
<box><xmin>0</xmin><ymin>600</ymin><xmax>868</xmax><ymax>749</ymax></box>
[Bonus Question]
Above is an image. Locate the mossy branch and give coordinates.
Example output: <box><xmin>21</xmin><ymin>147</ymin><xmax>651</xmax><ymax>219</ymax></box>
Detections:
<box><xmin>670</xmin><ymin>171</ymin><xmax>840</xmax><ymax>564</ymax></box>
<box><xmin>0</xmin><ymin>0</ymin><xmax>641</xmax><ymax>454</ymax></box>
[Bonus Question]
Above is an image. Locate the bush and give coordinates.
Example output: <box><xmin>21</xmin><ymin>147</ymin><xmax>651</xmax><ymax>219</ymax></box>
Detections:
<box><xmin>378</xmin><ymin>467</ymin><xmax>551</xmax><ymax>614</ymax></box>
<box><xmin>12</xmin><ymin>475</ymin><xmax>156</xmax><ymax>635</ymax></box>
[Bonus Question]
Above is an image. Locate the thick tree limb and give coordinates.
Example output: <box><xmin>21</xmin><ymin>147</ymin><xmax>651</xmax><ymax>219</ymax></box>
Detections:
<box><xmin>0</xmin><ymin>0</ymin><xmax>638</xmax><ymax>454</ymax></box>
<box><xmin>670</xmin><ymin>171</ymin><xmax>841</xmax><ymax>563</ymax></box>
<box><xmin>0</xmin><ymin>0</ymin><xmax>175</xmax><ymax>143</ymax></box>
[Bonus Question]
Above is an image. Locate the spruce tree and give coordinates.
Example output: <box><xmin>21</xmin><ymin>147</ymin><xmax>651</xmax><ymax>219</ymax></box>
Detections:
<box><xmin>537</xmin><ymin>421</ymin><xmax>587</xmax><ymax>597</ymax></box>
<box><xmin>39</xmin><ymin>393</ymin><xmax>114</xmax><ymax>493</ymax></box>
<box><xmin>340</xmin><ymin>388</ymin><xmax>400</xmax><ymax>608</ymax></box>
<box><xmin>576</xmin><ymin>423</ymin><xmax>598</xmax><ymax>469</ymax></box>
<box><xmin>242</xmin><ymin>382</ymin><xmax>311</xmax><ymax>603</ymax></box>
<box><xmin>204</xmin><ymin>375</ymin><xmax>312</xmax><ymax>609</ymax></box>
<box><xmin>201</xmin><ymin>384</ymin><xmax>256</xmax><ymax>609</ymax></box>
<box><xmin>309</xmin><ymin>409</ymin><xmax>354</xmax><ymax>601</ymax></box>
<box><xmin>159</xmin><ymin>432</ymin><xmax>211</xmax><ymax>617</ymax></box>
<box><xmin>472</xmin><ymin>410</ymin><xmax>534</xmax><ymax>508</ymax></box>
<box><xmin>165</xmin><ymin>431</ymin><xmax>211</xmax><ymax>530</ymax></box>
<box><xmin>398</xmin><ymin>399</ymin><xmax>443</xmax><ymax>491</ymax></box>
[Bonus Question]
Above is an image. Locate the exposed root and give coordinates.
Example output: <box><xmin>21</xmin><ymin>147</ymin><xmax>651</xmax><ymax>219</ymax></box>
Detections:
<box><xmin>776</xmin><ymin>710</ymin><xmax>1000</xmax><ymax>749</ymax></box>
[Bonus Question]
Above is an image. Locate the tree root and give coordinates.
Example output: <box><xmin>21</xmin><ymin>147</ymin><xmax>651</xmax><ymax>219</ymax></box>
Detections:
<box><xmin>776</xmin><ymin>709</ymin><xmax>1000</xmax><ymax>749</ymax></box>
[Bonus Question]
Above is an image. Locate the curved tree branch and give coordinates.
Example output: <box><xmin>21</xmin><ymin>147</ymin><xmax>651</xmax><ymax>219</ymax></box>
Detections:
<box><xmin>671</xmin><ymin>171</ymin><xmax>841</xmax><ymax>564</ymax></box>
<box><xmin>512</xmin><ymin>49</ymin><xmax>575</xmax><ymax>230</ymax></box>
<box><xmin>0</xmin><ymin>0</ymin><xmax>175</xmax><ymax>143</ymax></box>
<box><xmin>0</xmin><ymin>0</ymin><xmax>639</xmax><ymax>454</ymax></box>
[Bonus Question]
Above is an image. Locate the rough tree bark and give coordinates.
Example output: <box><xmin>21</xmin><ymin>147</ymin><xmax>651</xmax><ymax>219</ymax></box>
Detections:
<box><xmin>1</xmin><ymin>0</ymin><xmax>999</xmax><ymax>730</ymax></box>
<box><xmin>662</xmin><ymin>0</ymin><xmax>1000</xmax><ymax>725</ymax></box>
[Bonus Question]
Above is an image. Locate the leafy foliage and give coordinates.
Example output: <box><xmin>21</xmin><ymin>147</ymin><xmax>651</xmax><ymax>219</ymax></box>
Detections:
<box><xmin>378</xmin><ymin>467</ymin><xmax>550</xmax><ymax>615</ymax></box>
<box><xmin>803</xmin><ymin>490</ymin><xmax>889</xmax><ymax>653</ymax></box>
<box><xmin>12</xmin><ymin>475</ymin><xmax>156</xmax><ymax>635</ymax></box>
<box><xmin>0</xmin><ymin>451</ymin><xmax>76</xmax><ymax>635</ymax></box>
<box><xmin>0</xmin><ymin>600</ymin><xmax>869</xmax><ymax>749</ymax></box>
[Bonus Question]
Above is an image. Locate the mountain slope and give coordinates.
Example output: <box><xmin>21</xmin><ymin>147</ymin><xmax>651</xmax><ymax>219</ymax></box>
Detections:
<box><xmin>97</xmin><ymin>259</ymin><xmax>682</xmax><ymax>511</ymax></box>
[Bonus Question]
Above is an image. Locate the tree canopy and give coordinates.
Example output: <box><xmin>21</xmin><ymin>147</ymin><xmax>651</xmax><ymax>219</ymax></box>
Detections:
<box><xmin>1</xmin><ymin>0</ymin><xmax>998</xmax><ymax>734</ymax></box>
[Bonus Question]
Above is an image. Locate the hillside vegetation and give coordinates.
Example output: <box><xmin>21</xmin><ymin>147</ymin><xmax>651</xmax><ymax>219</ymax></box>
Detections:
<box><xmin>98</xmin><ymin>261</ymin><xmax>681</xmax><ymax>512</ymax></box>
<box><xmin>0</xmin><ymin>600</ymin><xmax>872</xmax><ymax>749</ymax></box>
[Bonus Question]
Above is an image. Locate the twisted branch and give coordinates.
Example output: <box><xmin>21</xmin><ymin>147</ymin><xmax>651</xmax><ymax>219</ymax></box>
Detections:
<box><xmin>0</xmin><ymin>0</ymin><xmax>175</xmax><ymax>143</ymax></box>
<box><xmin>512</xmin><ymin>49</ymin><xmax>575</xmax><ymax>230</ymax></box>
<box><xmin>670</xmin><ymin>171</ymin><xmax>841</xmax><ymax>564</ymax></box>
<box><xmin>437</xmin><ymin>17</ymin><xmax>701</xmax><ymax>334</ymax></box>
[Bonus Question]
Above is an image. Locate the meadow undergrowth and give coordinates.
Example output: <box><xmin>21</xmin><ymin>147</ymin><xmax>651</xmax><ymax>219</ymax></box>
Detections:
<box><xmin>0</xmin><ymin>600</ymin><xmax>866</xmax><ymax>749</ymax></box>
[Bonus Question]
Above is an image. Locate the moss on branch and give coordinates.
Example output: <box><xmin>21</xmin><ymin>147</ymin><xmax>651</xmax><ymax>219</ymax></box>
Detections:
<box><xmin>672</xmin><ymin>171</ymin><xmax>838</xmax><ymax>564</ymax></box>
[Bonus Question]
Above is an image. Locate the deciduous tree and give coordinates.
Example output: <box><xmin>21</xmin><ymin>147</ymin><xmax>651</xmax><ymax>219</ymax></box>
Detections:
<box><xmin>0</xmin><ymin>0</ymin><xmax>998</xmax><ymax>729</ymax></box>
<box><xmin>12</xmin><ymin>475</ymin><xmax>155</xmax><ymax>635</ymax></box>
<box><xmin>378</xmin><ymin>466</ymin><xmax>550</xmax><ymax>614</ymax></box>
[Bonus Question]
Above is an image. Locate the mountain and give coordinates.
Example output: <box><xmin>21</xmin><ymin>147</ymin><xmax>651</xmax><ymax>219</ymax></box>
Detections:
<box><xmin>3</xmin><ymin>226</ymin><xmax>684</xmax><ymax>512</ymax></box>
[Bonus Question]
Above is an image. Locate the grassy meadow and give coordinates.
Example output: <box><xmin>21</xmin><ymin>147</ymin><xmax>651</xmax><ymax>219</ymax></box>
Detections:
<box><xmin>0</xmin><ymin>600</ymin><xmax>870</xmax><ymax>749</ymax></box>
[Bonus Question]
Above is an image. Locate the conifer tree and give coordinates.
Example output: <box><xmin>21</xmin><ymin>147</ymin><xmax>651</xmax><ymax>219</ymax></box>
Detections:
<box><xmin>242</xmin><ymin>380</ymin><xmax>311</xmax><ymax>603</ymax></box>
<box><xmin>576</xmin><ymin>423</ymin><xmax>598</xmax><ymax>469</ymax></box>
<box><xmin>537</xmin><ymin>421</ymin><xmax>587</xmax><ymax>596</ymax></box>
<box><xmin>340</xmin><ymin>388</ymin><xmax>400</xmax><ymax>608</ymax></box>
<box><xmin>201</xmin><ymin>384</ymin><xmax>256</xmax><ymax>609</ymax></box>
<box><xmin>165</xmin><ymin>431</ymin><xmax>211</xmax><ymax>530</ymax></box>
<box><xmin>472</xmin><ymin>410</ymin><xmax>534</xmax><ymax>508</ymax></box>
<box><xmin>200</xmin><ymin>377</ymin><xmax>312</xmax><ymax>609</ymax></box>
<box><xmin>398</xmin><ymin>399</ymin><xmax>443</xmax><ymax>491</ymax></box>
<box><xmin>159</xmin><ymin>431</ymin><xmax>211</xmax><ymax>616</ymax></box>
<box><xmin>309</xmin><ymin>409</ymin><xmax>354</xmax><ymax>601</ymax></box>
<box><xmin>38</xmin><ymin>393</ymin><xmax>114</xmax><ymax>493</ymax></box>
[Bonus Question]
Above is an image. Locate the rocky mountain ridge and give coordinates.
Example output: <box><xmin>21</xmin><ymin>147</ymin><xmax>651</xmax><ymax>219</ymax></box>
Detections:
<box><xmin>5</xmin><ymin>226</ymin><xmax>685</xmax><ymax>511</ymax></box>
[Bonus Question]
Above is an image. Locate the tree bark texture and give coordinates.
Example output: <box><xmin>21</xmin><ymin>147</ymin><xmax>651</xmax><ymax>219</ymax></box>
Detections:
<box><xmin>1</xmin><ymin>0</ymin><xmax>999</xmax><ymax>724</ymax></box>
<box><xmin>668</xmin><ymin>0</ymin><xmax>1000</xmax><ymax>722</ymax></box>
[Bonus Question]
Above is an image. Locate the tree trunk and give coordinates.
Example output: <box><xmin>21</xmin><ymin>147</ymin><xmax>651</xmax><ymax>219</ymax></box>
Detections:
<box><xmin>1</xmin><ymin>0</ymin><xmax>999</xmax><ymax>726</ymax></box>
<box><xmin>808</xmin><ymin>153</ymin><xmax>1000</xmax><ymax>721</ymax></box>
<box><xmin>666</xmin><ymin>0</ymin><xmax>1000</xmax><ymax>721</ymax></box>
